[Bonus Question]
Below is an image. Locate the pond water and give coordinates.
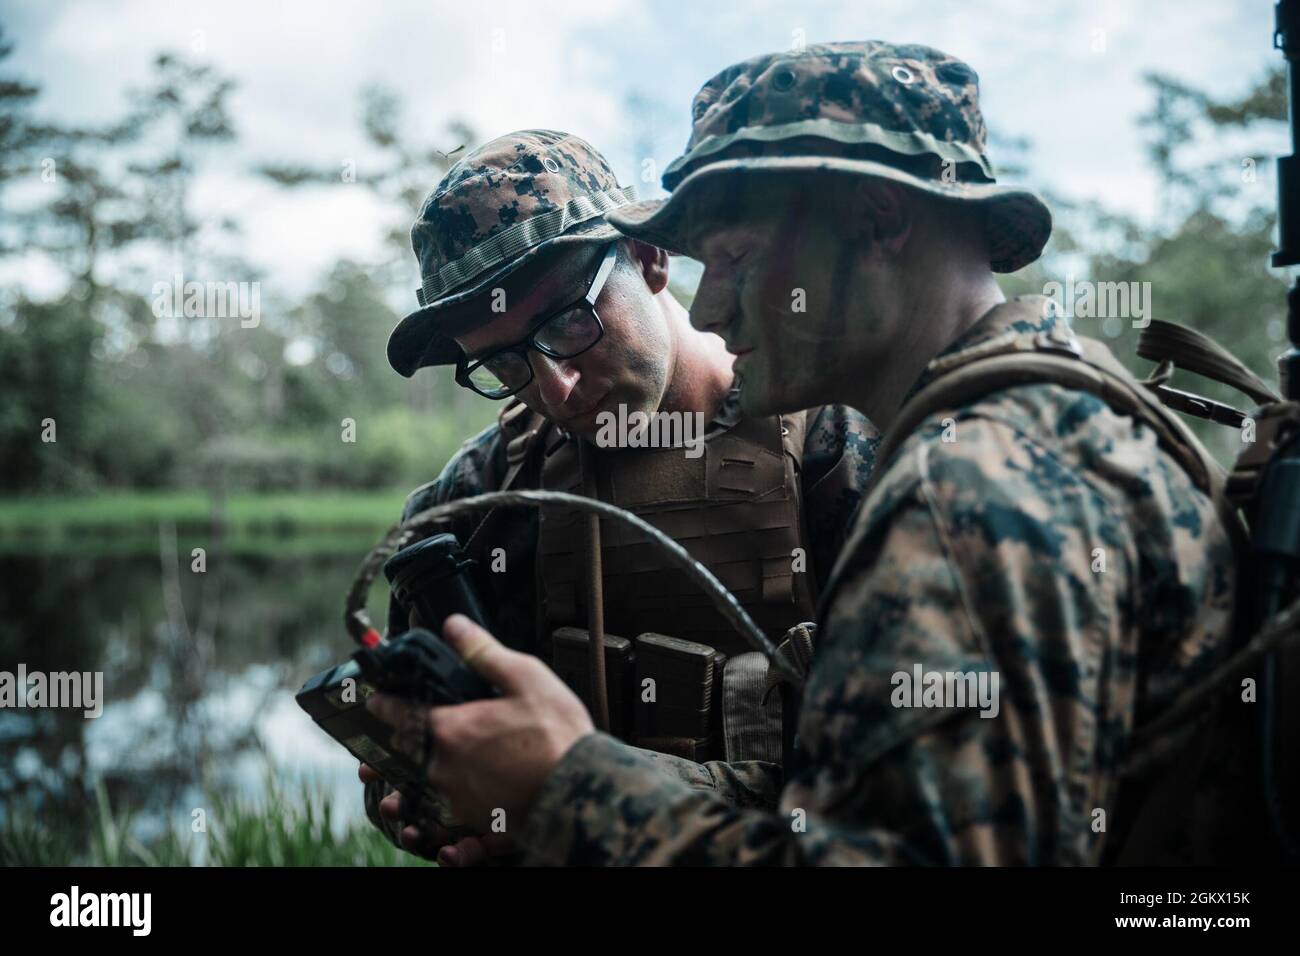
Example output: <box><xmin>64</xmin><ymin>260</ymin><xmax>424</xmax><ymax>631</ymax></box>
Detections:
<box><xmin>0</xmin><ymin>528</ymin><xmax>396</xmax><ymax>840</ymax></box>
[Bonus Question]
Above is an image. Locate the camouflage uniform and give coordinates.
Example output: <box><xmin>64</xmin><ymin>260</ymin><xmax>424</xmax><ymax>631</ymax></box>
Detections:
<box><xmin>517</xmin><ymin>300</ymin><xmax>1235</xmax><ymax>865</ymax></box>
<box><xmin>368</xmin><ymin>391</ymin><xmax>877</xmax><ymax>829</ymax></box>
<box><xmin>504</xmin><ymin>43</ymin><xmax>1238</xmax><ymax>864</ymax></box>
<box><xmin>369</xmin><ymin>128</ymin><xmax>880</xmax><ymax>845</ymax></box>
<box><xmin>385</xmin><ymin>389</ymin><xmax>877</xmax><ymax>647</ymax></box>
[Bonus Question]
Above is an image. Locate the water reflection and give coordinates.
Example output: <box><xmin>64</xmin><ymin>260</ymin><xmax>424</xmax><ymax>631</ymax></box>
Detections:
<box><xmin>0</xmin><ymin>527</ymin><xmax>394</xmax><ymax>839</ymax></box>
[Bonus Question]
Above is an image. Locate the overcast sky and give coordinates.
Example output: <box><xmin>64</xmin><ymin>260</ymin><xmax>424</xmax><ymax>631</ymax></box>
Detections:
<box><xmin>2</xmin><ymin>0</ymin><xmax>1284</xmax><ymax>303</ymax></box>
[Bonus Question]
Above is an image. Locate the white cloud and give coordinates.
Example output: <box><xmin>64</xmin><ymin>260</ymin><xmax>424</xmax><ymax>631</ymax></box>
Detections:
<box><xmin>4</xmin><ymin>0</ymin><xmax>1282</xmax><ymax>301</ymax></box>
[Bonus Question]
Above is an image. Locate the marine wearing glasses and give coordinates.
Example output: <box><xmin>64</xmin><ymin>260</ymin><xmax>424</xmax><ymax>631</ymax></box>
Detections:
<box><xmin>455</xmin><ymin>243</ymin><xmax>617</xmax><ymax>399</ymax></box>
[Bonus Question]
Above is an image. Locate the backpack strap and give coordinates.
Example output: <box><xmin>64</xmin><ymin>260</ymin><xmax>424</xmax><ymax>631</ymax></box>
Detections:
<box><xmin>497</xmin><ymin>398</ymin><xmax>552</xmax><ymax>489</ymax></box>
<box><xmin>462</xmin><ymin>399</ymin><xmax>551</xmax><ymax>554</ymax></box>
<box><xmin>1138</xmin><ymin>319</ymin><xmax>1280</xmax><ymax>407</ymax></box>
<box><xmin>1227</xmin><ymin>400</ymin><xmax>1300</xmax><ymax>508</ymax></box>
<box><xmin>879</xmin><ymin>317</ymin><xmax>1219</xmax><ymax>497</ymax></box>
<box><xmin>873</xmin><ymin>300</ymin><xmax>1247</xmax><ymax>579</ymax></box>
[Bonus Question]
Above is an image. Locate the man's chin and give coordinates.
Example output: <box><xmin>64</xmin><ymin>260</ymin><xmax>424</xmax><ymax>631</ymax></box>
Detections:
<box><xmin>562</xmin><ymin>389</ymin><xmax>632</xmax><ymax>437</ymax></box>
<box><xmin>561</xmin><ymin>407</ymin><xmax>606</xmax><ymax>437</ymax></box>
<box><xmin>737</xmin><ymin>373</ymin><xmax>804</xmax><ymax>419</ymax></box>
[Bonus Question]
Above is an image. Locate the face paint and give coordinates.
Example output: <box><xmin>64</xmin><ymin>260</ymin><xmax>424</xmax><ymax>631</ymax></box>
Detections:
<box><xmin>723</xmin><ymin>181</ymin><xmax>881</xmax><ymax>416</ymax></box>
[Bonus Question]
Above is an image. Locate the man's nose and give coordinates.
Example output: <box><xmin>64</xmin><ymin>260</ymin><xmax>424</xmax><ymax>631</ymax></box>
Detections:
<box><xmin>688</xmin><ymin>273</ymin><xmax>737</xmax><ymax>336</ymax></box>
<box><xmin>532</xmin><ymin>352</ymin><xmax>580</xmax><ymax>407</ymax></box>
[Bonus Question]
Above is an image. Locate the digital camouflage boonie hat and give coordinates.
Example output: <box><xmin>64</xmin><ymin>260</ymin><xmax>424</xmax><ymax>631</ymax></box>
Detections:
<box><xmin>608</xmin><ymin>41</ymin><xmax>1051</xmax><ymax>273</ymax></box>
<box><xmin>387</xmin><ymin>130</ymin><xmax>639</xmax><ymax>377</ymax></box>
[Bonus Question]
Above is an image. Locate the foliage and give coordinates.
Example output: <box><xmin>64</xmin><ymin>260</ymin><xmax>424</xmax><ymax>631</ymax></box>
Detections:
<box><xmin>0</xmin><ymin>488</ymin><xmax>406</xmax><ymax>529</ymax></box>
<box><xmin>0</xmin><ymin>23</ymin><xmax>486</xmax><ymax>496</ymax></box>
<box><xmin>0</xmin><ymin>777</ymin><xmax>429</xmax><ymax>866</ymax></box>
<box><xmin>0</xmin><ymin>19</ymin><xmax>1289</xmax><ymax>487</ymax></box>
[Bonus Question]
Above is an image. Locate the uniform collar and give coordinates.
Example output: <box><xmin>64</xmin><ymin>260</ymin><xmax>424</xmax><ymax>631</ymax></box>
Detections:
<box><xmin>908</xmin><ymin>294</ymin><xmax>1067</xmax><ymax>398</ymax></box>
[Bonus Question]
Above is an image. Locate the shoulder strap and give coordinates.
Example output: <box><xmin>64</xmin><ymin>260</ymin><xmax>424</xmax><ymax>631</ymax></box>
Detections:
<box><xmin>875</xmin><ymin>318</ymin><xmax>1247</xmax><ymax>569</ymax></box>
<box><xmin>460</xmin><ymin>400</ymin><xmax>551</xmax><ymax>556</ymax></box>
<box><xmin>1138</xmin><ymin>319</ymin><xmax>1280</xmax><ymax>406</ymax></box>
<box><xmin>497</xmin><ymin>398</ymin><xmax>552</xmax><ymax>492</ymax></box>
<box><xmin>880</xmin><ymin>324</ymin><xmax>1222</xmax><ymax>498</ymax></box>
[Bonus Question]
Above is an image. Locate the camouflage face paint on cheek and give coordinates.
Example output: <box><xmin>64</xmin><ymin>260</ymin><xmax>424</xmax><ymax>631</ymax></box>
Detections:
<box><xmin>754</xmin><ymin>224</ymin><xmax>855</xmax><ymax>349</ymax></box>
<box><xmin>746</xmin><ymin>196</ymin><xmax>810</xmax><ymax>354</ymax></box>
<box><xmin>824</xmin><ymin>233</ymin><xmax>859</xmax><ymax>340</ymax></box>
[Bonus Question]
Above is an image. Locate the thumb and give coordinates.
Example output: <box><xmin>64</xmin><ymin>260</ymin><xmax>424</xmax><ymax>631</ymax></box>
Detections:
<box><xmin>440</xmin><ymin>614</ymin><xmax>531</xmax><ymax>694</ymax></box>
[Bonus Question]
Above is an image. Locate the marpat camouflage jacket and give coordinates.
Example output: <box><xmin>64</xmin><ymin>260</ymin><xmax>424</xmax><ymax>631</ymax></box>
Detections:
<box><xmin>516</xmin><ymin>299</ymin><xmax>1237</xmax><ymax>865</ymax></box>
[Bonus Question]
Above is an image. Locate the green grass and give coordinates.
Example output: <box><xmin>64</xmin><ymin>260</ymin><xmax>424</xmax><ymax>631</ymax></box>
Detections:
<box><xmin>0</xmin><ymin>490</ymin><xmax>413</xmax><ymax>554</ymax></box>
<box><xmin>0</xmin><ymin>778</ymin><xmax>433</xmax><ymax>867</ymax></box>
<box><xmin>0</xmin><ymin>490</ymin><xmax>410</xmax><ymax>529</ymax></box>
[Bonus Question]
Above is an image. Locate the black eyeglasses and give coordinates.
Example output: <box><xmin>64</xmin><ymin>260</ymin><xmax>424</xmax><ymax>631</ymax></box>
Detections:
<box><xmin>455</xmin><ymin>243</ymin><xmax>618</xmax><ymax>399</ymax></box>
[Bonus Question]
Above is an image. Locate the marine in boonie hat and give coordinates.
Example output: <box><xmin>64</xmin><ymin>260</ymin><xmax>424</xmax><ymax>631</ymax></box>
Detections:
<box><xmin>608</xmin><ymin>41</ymin><xmax>1051</xmax><ymax>273</ymax></box>
<box><xmin>387</xmin><ymin>130</ymin><xmax>639</xmax><ymax>377</ymax></box>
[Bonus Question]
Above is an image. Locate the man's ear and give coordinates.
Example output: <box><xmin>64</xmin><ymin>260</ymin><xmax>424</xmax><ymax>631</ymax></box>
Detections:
<box><xmin>626</xmin><ymin>239</ymin><xmax>670</xmax><ymax>294</ymax></box>
<box><xmin>856</xmin><ymin>181</ymin><xmax>912</xmax><ymax>256</ymax></box>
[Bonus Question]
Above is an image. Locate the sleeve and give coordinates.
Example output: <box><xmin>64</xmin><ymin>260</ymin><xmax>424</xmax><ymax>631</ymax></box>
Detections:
<box><xmin>634</xmin><ymin>750</ymin><xmax>782</xmax><ymax>810</ymax></box>
<box><xmin>519</xmin><ymin>417</ymin><xmax>1124</xmax><ymax>866</ymax></box>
